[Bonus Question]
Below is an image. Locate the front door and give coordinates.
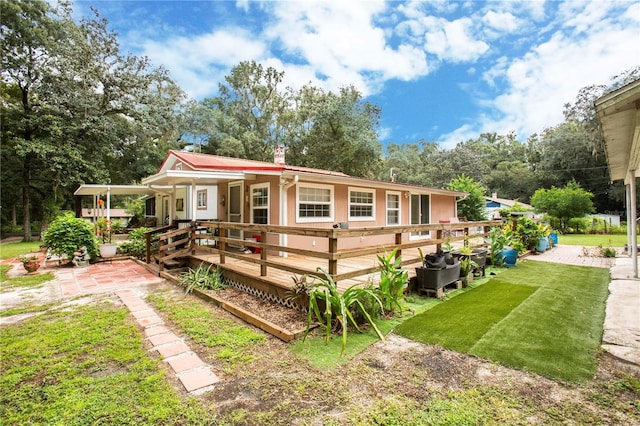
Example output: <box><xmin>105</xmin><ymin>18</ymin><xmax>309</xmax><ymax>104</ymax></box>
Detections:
<box><xmin>228</xmin><ymin>182</ymin><xmax>243</xmax><ymax>241</ymax></box>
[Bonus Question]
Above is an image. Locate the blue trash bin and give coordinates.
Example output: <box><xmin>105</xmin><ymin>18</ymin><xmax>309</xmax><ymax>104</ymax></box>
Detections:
<box><xmin>549</xmin><ymin>233</ymin><xmax>558</xmax><ymax>245</ymax></box>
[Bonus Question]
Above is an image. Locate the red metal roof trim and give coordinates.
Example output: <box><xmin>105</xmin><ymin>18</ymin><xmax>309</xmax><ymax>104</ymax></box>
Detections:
<box><xmin>164</xmin><ymin>150</ymin><xmax>349</xmax><ymax>177</ymax></box>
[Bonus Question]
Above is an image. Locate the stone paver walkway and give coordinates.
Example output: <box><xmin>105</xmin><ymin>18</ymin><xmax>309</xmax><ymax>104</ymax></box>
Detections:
<box><xmin>2</xmin><ymin>258</ymin><xmax>221</xmax><ymax>394</ymax></box>
<box><xmin>116</xmin><ymin>288</ymin><xmax>221</xmax><ymax>394</ymax></box>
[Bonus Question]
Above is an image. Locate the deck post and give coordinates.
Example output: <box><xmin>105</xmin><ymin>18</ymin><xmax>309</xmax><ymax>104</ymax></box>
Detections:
<box><xmin>395</xmin><ymin>232</ymin><xmax>402</xmax><ymax>260</ymax></box>
<box><xmin>145</xmin><ymin>232</ymin><xmax>151</xmax><ymax>264</ymax></box>
<box><xmin>219</xmin><ymin>226</ymin><xmax>226</xmax><ymax>264</ymax></box>
<box><xmin>436</xmin><ymin>229</ymin><xmax>443</xmax><ymax>250</ymax></box>
<box><xmin>260</xmin><ymin>231</ymin><xmax>267</xmax><ymax>276</ymax></box>
<box><xmin>328</xmin><ymin>234</ymin><xmax>338</xmax><ymax>276</ymax></box>
<box><xmin>190</xmin><ymin>221</ymin><xmax>197</xmax><ymax>255</ymax></box>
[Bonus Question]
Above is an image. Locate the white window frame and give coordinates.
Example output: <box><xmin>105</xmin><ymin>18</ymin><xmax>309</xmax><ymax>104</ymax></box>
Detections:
<box><xmin>296</xmin><ymin>183</ymin><xmax>334</xmax><ymax>223</ymax></box>
<box><xmin>250</xmin><ymin>182</ymin><xmax>269</xmax><ymax>225</ymax></box>
<box><xmin>197</xmin><ymin>189</ymin><xmax>207</xmax><ymax>210</ymax></box>
<box><xmin>348</xmin><ymin>187</ymin><xmax>375</xmax><ymax>221</ymax></box>
<box><xmin>386</xmin><ymin>191</ymin><xmax>401</xmax><ymax>226</ymax></box>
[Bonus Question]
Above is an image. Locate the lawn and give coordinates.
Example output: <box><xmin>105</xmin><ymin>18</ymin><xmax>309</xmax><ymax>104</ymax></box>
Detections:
<box><xmin>558</xmin><ymin>233</ymin><xmax>630</xmax><ymax>247</ymax></box>
<box><xmin>395</xmin><ymin>261</ymin><xmax>610</xmax><ymax>382</ymax></box>
<box><xmin>0</xmin><ymin>240</ymin><xmax>42</xmax><ymax>260</ymax></box>
<box><xmin>0</xmin><ymin>302</ymin><xmax>217</xmax><ymax>424</ymax></box>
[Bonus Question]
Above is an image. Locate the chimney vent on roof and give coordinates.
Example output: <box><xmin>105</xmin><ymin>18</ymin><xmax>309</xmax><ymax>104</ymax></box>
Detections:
<box><xmin>274</xmin><ymin>145</ymin><xmax>285</xmax><ymax>165</ymax></box>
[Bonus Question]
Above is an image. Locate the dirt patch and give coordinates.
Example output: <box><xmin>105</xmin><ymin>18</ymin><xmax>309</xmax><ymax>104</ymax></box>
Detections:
<box><xmin>211</xmin><ymin>286</ymin><xmax>309</xmax><ymax>333</ymax></box>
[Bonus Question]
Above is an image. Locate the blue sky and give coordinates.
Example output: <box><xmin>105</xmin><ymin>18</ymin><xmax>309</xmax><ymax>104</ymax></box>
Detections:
<box><xmin>72</xmin><ymin>0</ymin><xmax>640</xmax><ymax>149</ymax></box>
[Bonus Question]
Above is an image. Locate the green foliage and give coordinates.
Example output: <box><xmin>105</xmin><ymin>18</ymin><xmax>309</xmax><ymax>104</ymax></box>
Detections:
<box><xmin>42</xmin><ymin>213</ymin><xmax>98</xmax><ymax>259</ymax></box>
<box><xmin>305</xmin><ymin>269</ymin><xmax>384</xmax><ymax>355</ymax></box>
<box><xmin>123</xmin><ymin>197</ymin><xmax>145</xmax><ymax>223</ymax></box>
<box><xmin>375</xmin><ymin>248</ymin><xmax>409</xmax><ymax>315</ymax></box>
<box><xmin>448</xmin><ymin>174</ymin><xmax>487</xmax><ymax>221</ymax></box>
<box><xmin>94</xmin><ymin>217</ymin><xmax>113</xmax><ymax>243</ymax></box>
<box><xmin>118</xmin><ymin>227</ymin><xmax>153</xmax><ymax>259</ymax></box>
<box><xmin>530</xmin><ymin>180</ymin><xmax>595</xmax><ymax>232</ymax></box>
<box><xmin>514</xmin><ymin>217</ymin><xmax>544</xmax><ymax>251</ymax></box>
<box><xmin>178</xmin><ymin>263</ymin><xmax>226</xmax><ymax>294</ymax></box>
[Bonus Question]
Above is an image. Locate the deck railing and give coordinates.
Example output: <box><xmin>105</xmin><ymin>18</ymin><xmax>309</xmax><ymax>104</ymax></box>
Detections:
<box><xmin>187</xmin><ymin>220</ymin><xmax>502</xmax><ymax>282</ymax></box>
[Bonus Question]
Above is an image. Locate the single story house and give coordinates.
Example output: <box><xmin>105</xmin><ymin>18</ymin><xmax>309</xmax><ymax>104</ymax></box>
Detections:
<box><xmin>485</xmin><ymin>192</ymin><xmax>535</xmax><ymax>219</ymax></box>
<box><xmin>142</xmin><ymin>150</ymin><xmax>466</xmax><ymax>250</ymax></box>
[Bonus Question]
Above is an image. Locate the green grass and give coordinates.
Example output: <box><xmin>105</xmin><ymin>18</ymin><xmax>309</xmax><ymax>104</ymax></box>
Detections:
<box><xmin>0</xmin><ymin>240</ymin><xmax>42</xmax><ymax>259</ymax></box>
<box><xmin>0</xmin><ymin>302</ymin><xmax>216</xmax><ymax>424</ymax></box>
<box><xmin>395</xmin><ymin>261</ymin><xmax>610</xmax><ymax>382</ymax></box>
<box><xmin>557</xmin><ymin>233</ymin><xmax>630</xmax><ymax>247</ymax></box>
<box><xmin>289</xmin><ymin>271</ymin><xmax>506</xmax><ymax>369</ymax></box>
<box><xmin>0</xmin><ymin>264</ymin><xmax>54</xmax><ymax>290</ymax></box>
<box><xmin>147</xmin><ymin>292</ymin><xmax>266</xmax><ymax>374</ymax></box>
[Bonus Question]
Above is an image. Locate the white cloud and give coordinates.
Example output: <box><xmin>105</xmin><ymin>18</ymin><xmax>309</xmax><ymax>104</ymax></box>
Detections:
<box><xmin>483</xmin><ymin>10</ymin><xmax>519</xmax><ymax>32</ymax></box>
<box><xmin>423</xmin><ymin>16</ymin><xmax>489</xmax><ymax>62</ymax></box>
<box><xmin>457</xmin><ymin>2</ymin><xmax>640</xmax><ymax>145</ymax></box>
<box><xmin>266</xmin><ymin>1</ymin><xmax>430</xmax><ymax>95</ymax></box>
<box><xmin>140</xmin><ymin>29</ymin><xmax>267</xmax><ymax>98</ymax></box>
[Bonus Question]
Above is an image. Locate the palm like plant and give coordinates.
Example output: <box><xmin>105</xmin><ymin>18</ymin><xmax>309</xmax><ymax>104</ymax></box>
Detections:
<box><xmin>305</xmin><ymin>269</ymin><xmax>385</xmax><ymax>355</ymax></box>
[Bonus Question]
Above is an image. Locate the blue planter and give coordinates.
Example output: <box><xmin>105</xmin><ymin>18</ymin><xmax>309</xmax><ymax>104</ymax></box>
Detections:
<box><xmin>549</xmin><ymin>233</ymin><xmax>558</xmax><ymax>245</ymax></box>
<box><xmin>536</xmin><ymin>237</ymin><xmax>548</xmax><ymax>253</ymax></box>
<box><xmin>501</xmin><ymin>248</ymin><xmax>518</xmax><ymax>267</ymax></box>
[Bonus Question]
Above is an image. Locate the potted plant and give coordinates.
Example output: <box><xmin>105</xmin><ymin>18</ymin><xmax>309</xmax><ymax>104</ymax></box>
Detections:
<box><xmin>95</xmin><ymin>217</ymin><xmax>117</xmax><ymax>258</ymax></box>
<box><xmin>459</xmin><ymin>257</ymin><xmax>476</xmax><ymax>287</ymax></box>
<box><xmin>18</xmin><ymin>255</ymin><xmax>41</xmax><ymax>273</ymax></box>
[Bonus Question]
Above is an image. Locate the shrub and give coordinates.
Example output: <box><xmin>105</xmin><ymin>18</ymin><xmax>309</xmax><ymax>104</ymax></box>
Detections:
<box><xmin>119</xmin><ymin>227</ymin><xmax>153</xmax><ymax>259</ymax></box>
<box><xmin>515</xmin><ymin>217</ymin><xmax>541</xmax><ymax>251</ymax></box>
<box><xmin>43</xmin><ymin>213</ymin><xmax>98</xmax><ymax>259</ymax></box>
<box><xmin>305</xmin><ymin>269</ymin><xmax>384</xmax><ymax>355</ymax></box>
<box><xmin>375</xmin><ymin>248</ymin><xmax>409</xmax><ymax>316</ymax></box>
<box><xmin>178</xmin><ymin>263</ymin><xmax>226</xmax><ymax>294</ymax></box>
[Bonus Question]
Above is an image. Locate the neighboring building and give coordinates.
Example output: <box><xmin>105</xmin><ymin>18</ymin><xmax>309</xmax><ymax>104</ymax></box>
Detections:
<box><xmin>485</xmin><ymin>192</ymin><xmax>534</xmax><ymax>219</ymax></box>
<box><xmin>80</xmin><ymin>208</ymin><xmax>133</xmax><ymax>227</ymax></box>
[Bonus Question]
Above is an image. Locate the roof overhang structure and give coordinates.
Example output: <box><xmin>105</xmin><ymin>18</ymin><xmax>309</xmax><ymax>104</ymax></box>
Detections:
<box><xmin>595</xmin><ymin>78</ymin><xmax>640</xmax><ymax>278</ymax></box>
<box><xmin>595</xmin><ymin>79</ymin><xmax>640</xmax><ymax>184</ymax></box>
<box><xmin>73</xmin><ymin>184</ymin><xmax>154</xmax><ymax>197</ymax></box>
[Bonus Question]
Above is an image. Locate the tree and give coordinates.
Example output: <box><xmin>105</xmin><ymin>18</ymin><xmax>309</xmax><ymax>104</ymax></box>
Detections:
<box><xmin>288</xmin><ymin>84</ymin><xmax>383</xmax><ymax>178</ymax></box>
<box><xmin>195</xmin><ymin>63</ymin><xmax>383</xmax><ymax>177</ymax></box>
<box><xmin>1</xmin><ymin>0</ymin><xmax>183</xmax><ymax>240</ymax></box>
<box><xmin>530</xmin><ymin>181</ymin><xmax>595</xmax><ymax>232</ymax></box>
<box><xmin>447</xmin><ymin>174</ymin><xmax>487</xmax><ymax>221</ymax></box>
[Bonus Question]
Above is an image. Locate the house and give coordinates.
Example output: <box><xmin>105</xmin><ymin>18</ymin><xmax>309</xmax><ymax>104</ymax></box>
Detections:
<box><xmin>485</xmin><ymin>192</ymin><xmax>535</xmax><ymax>219</ymax></box>
<box><xmin>80</xmin><ymin>208</ymin><xmax>133</xmax><ymax>227</ymax></box>
<box><xmin>136</xmin><ymin>150</ymin><xmax>467</xmax><ymax>252</ymax></box>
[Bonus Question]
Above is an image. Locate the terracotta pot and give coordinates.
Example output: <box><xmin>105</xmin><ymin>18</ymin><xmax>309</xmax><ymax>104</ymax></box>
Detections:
<box><xmin>23</xmin><ymin>260</ymin><xmax>40</xmax><ymax>273</ymax></box>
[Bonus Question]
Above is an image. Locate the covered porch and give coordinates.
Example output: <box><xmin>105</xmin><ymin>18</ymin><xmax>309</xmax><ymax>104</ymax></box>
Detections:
<box><xmin>595</xmin><ymin>79</ymin><xmax>640</xmax><ymax>278</ymax></box>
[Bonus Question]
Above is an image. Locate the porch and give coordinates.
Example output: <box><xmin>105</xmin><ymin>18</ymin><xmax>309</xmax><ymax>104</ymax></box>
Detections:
<box><xmin>148</xmin><ymin>220</ymin><xmax>502</xmax><ymax>308</ymax></box>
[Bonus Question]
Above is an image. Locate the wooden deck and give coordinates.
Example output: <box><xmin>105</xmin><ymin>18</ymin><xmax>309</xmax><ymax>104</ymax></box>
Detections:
<box><xmin>191</xmin><ymin>246</ymin><xmax>428</xmax><ymax>293</ymax></box>
<box><xmin>149</xmin><ymin>220</ymin><xmax>500</xmax><ymax>309</ymax></box>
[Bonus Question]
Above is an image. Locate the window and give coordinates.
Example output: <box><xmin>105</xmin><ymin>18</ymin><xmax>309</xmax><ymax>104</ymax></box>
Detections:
<box><xmin>251</xmin><ymin>183</ymin><xmax>269</xmax><ymax>224</ymax></box>
<box><xmin>297</xmin><ymin>184</ymin><xmax>333</xmax><ymax>222</ymax></box>
<box><xmin>197</xmin><ymin>190</ymin><xmax>207</xmax><ymax>209</ymax></box>
<box><xmin>386</xmin><ymin>192</ymin><xmax>401</xmax><ymax>225</ymax></box>
<box><xmin>349</xmin><ymin>188</ymin><xmax>375</xmax><ymax>220</ymax></box>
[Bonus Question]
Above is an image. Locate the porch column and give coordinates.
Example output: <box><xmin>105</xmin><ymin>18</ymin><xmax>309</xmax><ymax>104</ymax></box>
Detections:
<box><xmin>626</xmin><ymin>183</ymin><xmax>633</xmax><ymax>255</ymax></box>
<box><xmin>190</xmin><ymin>180</ymin><xmax>197</xmax><ymax>222</ymax></box>
<box><xmin>170</xmin><ymin>186</ymin><xmax>176</xmax><ymax>225</ymax></box>
<box><xmin>106</xmin><ymin>186</ymin><xmax>111</xmax><ymax>223</ymax></box>
<box><xmin>629</xmin><ymin>170</ymin><xmax>638</xmax><ymax>278</ymax></box>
